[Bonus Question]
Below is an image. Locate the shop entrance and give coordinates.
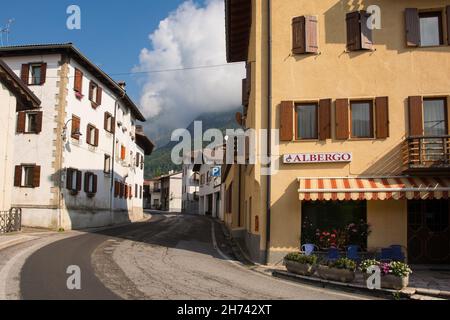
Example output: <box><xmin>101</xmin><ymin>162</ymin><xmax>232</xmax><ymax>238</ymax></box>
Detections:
<box><xmin>408</xmin><ymin>200</ymin><xmax>450</xmax><ymax>264</ymax></box>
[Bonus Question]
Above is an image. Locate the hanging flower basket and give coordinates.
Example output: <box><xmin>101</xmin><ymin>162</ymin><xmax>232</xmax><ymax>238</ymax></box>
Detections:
<box><xmin>75</xmin><ymin>91</ymin><xmax>84</xmax><ymax>100</ymax></box>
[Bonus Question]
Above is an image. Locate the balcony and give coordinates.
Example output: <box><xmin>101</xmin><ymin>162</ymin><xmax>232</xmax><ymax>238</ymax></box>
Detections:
<box><xmin>403</xmin><ymin>136</ymin><xmax>450</xmax><ymax>175</ymax></box>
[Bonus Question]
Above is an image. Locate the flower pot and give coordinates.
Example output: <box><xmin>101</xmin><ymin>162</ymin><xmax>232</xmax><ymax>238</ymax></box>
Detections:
<box><xmin>284</xmin><ymin>260</ymin><xmax>315</xmax><ymax>276</ymax></box>
<box><xmin>363</xmin><ymin>273</ymin><xmax>410</xmax><ymax>290</ymax></box>
<box><xmin>317</xmin><ymin>265</ymin><xmax>355</xmax><ymax>283</ymax></box>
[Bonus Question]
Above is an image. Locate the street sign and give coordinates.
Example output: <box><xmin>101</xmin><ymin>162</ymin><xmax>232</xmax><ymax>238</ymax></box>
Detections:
<box><xmin>211</xmin><ymin>166</ymin><xmax>221</xmax><ymax>177</ymax></box>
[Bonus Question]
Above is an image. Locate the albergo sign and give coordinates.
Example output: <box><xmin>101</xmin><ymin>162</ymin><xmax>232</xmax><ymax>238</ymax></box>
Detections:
<box><xmin>283</xmin><ymin>152</ymin><xmax>353</xmax><ymax>164</ymax></box>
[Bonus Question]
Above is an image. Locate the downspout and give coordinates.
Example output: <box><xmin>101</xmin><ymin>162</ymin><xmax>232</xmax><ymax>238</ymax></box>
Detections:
<box><xmin>265</xmin><ymin>0</ymin><xmax>273</xmax><ymax>265</ymax></box>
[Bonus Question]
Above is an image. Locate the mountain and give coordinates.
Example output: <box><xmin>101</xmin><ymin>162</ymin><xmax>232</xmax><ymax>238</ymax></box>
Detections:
<box><xmin>144</xmin><ymin>108</ymin><xmax>241</xmax><ymax>179</ymax></box>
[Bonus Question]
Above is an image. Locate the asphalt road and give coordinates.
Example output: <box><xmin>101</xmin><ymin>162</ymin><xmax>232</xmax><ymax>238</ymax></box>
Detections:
<box><xmin>19</xmin><ymin>213</ymin><xmax>373</xmax><ymax>300</ymax></box>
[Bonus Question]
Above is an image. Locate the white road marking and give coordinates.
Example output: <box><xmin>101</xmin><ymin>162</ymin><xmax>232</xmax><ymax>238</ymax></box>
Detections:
<box><xmin>210</xmin><ymin>221</ymin><xmax>371</xmax><ymax>300</ymax></box>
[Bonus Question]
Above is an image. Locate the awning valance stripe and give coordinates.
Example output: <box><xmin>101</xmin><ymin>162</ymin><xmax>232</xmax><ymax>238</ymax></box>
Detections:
<box><xmin>298</xmin><ymin>177</ymin><xmax>450</xmax><ymax>201</ymax></box>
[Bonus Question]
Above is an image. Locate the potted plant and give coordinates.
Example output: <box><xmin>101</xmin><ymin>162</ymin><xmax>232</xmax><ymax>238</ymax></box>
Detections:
<box><xmin>284</xmin><ymin>253</ymin><xmax>318</xmax><ymax>276</ymax></box>
<box><xmin>360</xmin><ymin>260</ymin><xmax>412</xmax><ymax>290</ymax></box>
<box><xmin>318</xmin><ymin>258</ymin><xmax>356</xmax><ymax>283</ymax></box>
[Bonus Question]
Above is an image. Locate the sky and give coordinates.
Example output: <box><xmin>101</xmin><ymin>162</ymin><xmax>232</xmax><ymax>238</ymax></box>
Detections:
<box><xmin>1</xmin><ymin>0</ymin><xmax>244</xmax><ymax>146</ymax></box>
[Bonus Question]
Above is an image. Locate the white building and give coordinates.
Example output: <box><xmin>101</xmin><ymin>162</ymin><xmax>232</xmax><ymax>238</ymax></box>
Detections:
<box><xmin>144</xmin><ymin>179</ymin><xmax>162</xmax><ymax>210</ymax></box>
<box><xmin>160</xmin><ymin>171</ymin><xmax>182</xmax><ymax>213</ymax></box>
<box><xmin>182</xmin><ymin>164</ymin><xmax>199</xmax><ymax>214</ymax></box>
<box><xmin>195</xmin><ymin>164</ymin><xmax>222</xmax><ymax>219</ymax></box>
<box><xmin>0</xmin><ymin>59</ymin><xmax>41</xmax><ymax>212</ymax></box>
<box><xmin>0</xmin><ymin>43</ymin><xmax>153</xmax><ymax>230</ymax></box>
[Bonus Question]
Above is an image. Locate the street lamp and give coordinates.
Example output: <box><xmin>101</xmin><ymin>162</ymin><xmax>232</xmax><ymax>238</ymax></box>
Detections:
<box><xmin>61</xmin><ymin>119</ymin><xmax>83</xmax><ymax>142</ymax></box>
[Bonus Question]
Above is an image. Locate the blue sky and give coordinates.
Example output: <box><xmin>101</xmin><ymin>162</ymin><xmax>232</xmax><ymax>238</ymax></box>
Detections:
<box><xmin>0</xmin><ymin>0</ymin><xmax>185</xmax><ymax>100</ymax></box>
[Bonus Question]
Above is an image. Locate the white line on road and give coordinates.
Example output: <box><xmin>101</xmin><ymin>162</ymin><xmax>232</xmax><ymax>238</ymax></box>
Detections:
<box><xmin>210</xmin><ymin>221</ymin><xmax>371</xmax><ymax>300</ymax></box>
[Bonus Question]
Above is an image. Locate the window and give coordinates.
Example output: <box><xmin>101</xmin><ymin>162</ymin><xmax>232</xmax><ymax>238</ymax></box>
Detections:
<box><xmin>17</xmin><ymin>111</ymin><xmax>42</xmax><ymax>134</ymax></box>
<box><xmin>296</xmin><ymin>104</ymin><xmax>318</xmax><ymax>139</ymax></box>
<box><xmin>66</xmin><ymin>168</ymin><xmax>81</xmax><ymax>193</ymax></box>
<box><xmin>104</xmin><ymin>155</ymin><xmax>111</xmax><ymax>174</ymax></box>
<box><xmin>71</xmin><ymin>115</ymin><xmax>81</xmax><ymax>140</ymax></box>
<box><xmin>419</xmin><ymin>11</ymin><xmax>443</xmax><ymax>46</ymax></box>
<box><xmin>86</xmin><ymin>124</ymin><xmax>99</xmax><ymax>146</ymax></box>
<box><xmin>84</xmin><ymin>172</ymin><xmax>97</xmax><ymax>195</ymax></box>
<box><xmin>14</xmin><ymin>165</ymin><xmax>40</xmax><ymax>188</ymax></box>
<box><xmin>25</xmin><ymin>113</ymin><xmax>38</xmax><ymax>133</ymax></box>
<box><xmin>423</xmin><ymin>98</ymin><xmax>448</xmax><ymax>136</ymax></box>
<box><xmin>135</xmin><ymin>184</ymin><xmax>138</xmax><ymax>198</ymax></box>
<box><xmin>30</xmin><ymin>64</ymin><xmax>42</xmax><ymax>85</ymax></box>
<box><xmin>104</xmin><ymin>112</ymin><xmax>114</xmax><ymax>133</ymax></box>
<box><xmin>346</xmin><ymin>11</ymin><xmax>373</xmax><ymax>51</ymax></box>
<box><xmin>89</xmin><ymin>81</ymin><xmax>102</xmax><ymax>107</ymax></box>
<box><xmin>121</xmin><ymin>145</ymin><xmax>126</xmax><ymax>160</ymax></box>
<box><xmin>292</xmin><ymin>16</ymin><xmax>318</xmax><ymax>54</ymax></box>
<box><xmin>351</xmin><ymin>101</ymin><xmax>374</xmax><ymax>138</ymax></box>
<box><xmin>74</xmin><ymin>68</ymin><xmax>83</xmax><ymax>93</ymax></box>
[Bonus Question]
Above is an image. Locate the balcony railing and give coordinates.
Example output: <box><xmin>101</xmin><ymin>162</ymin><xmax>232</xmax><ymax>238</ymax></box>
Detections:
<box><xmin>403</xmin><ymin>136</ymin><xmax>450</xmax><ymax>172</ymax></box>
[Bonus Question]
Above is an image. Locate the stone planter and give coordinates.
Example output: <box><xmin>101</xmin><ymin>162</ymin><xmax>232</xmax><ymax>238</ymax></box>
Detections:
<box><xmin>317</xmin><ymin>265</ymin><xmax>355</xmax><ymax>283</ymax></box>
<box><xmin>284</xmin><ymin>260</ymin><xmax>315</xmax><ymax>276</ymax></box>
<box><xmin>363</xmin><ymin>273</ymin><xmax>410</xmax><ymax>290</ymax></box>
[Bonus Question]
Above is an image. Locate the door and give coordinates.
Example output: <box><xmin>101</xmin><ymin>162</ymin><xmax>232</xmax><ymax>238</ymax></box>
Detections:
<box><xmin>408</xmin><ymin>200</ymin><xmax>450</xmax><ymax>264</ymax></box>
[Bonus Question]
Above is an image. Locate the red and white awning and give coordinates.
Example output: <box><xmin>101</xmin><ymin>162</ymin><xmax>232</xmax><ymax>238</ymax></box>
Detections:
<box><xmin>298</xmin><ymin>177</ymin><xmax>450</xmax><ymax>201</ymax></box>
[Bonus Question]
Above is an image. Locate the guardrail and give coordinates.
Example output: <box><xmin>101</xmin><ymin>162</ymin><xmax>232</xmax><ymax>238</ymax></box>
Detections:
<box><xmin>0</xmin><ymin>208</ymin><xmax>22</xmax><ymax>234</ymax></box>
<box><xmin>403</xmin><ymin>135</ymin><xmax>450</xmax><ymax>170</ymax></box>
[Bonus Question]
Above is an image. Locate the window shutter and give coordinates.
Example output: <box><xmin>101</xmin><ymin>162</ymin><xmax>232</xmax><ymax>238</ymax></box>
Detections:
<box><xmin>346</xmin><ymin>11</ymin><xmax>361</xmax><ymax>51</ymax></box>
<box><xmin>104</xmin><ymin>113</ymin><xmax>109</xmax><ymax>131</ymax></box>
<box><xmin>17</xmin><ymin>112</ymin><xmax>26</xmax><ymax>133</ymax></box>
<box><xmin>66</xmin><ymin>169</ymin><xmax>73</xmax><ymax>190</ymax></box>
<box><xmin>89</xmin><ymin>82</ymin><xmax>94</xmax><ymax>101</ymax></box>
<box><xmin>292</xmin><ymin>16</ymin><xmax>306</xmax><ymax>54</ymax></box>
<box><xmin>447</xmin><ymin>6</ymin><xmax>450</xmax><ymax>45</ymax></box>
<box><xmin>335</xmin><ymin>99</ymin><xmax>350</xmax><ymax>140</ymax></box>
<box><xmin>20</xmin><ymin>64</ymin><xmax>29</xmax><ymax>84</ymax></box>
<box><xmin>96</xmin><ymin>87</ymin><xmax>102</xmax><ymax>106</ymax></box>
<box><xmin>35</xmin><ymin>111</ymin><xmax>43</xmax><ymax>133</ymax></box>
<box><xmin>280</xmin><ymin>101</ymin><xmax>294</xmax><ymax>141</ymax></box>
<box><xmin>405</xmin><ymin>8</ymin><xmax>420</xmax><ymax>47</ymax></box>
<box><xmin>305</xmin><ymin>16</ymin><xmax>319</xmax><ymax>53</ymax></box>
<box><xmin>93</xmin><ymin>174</ymin><xmax>98</xmax><ymax>194</ymax></box>
<box><xmin>14</xmin><ymin>166</ymin><xmax>22</xmax><ymax>187</ymax></box>
<box><xmin>74</xmin><ymin>69</ymin><xmax>83</xmax><ymax>92</ymax></box>
<box><xmin>360</xmin><ymin>11</ymin><xmax>373</xmax><ymax>50</ymax></box>
<box><xmin>136</xmin><ymin>153</ymin><xmax>140</xmax><ymax>167</ymax></box>
<box><xmin>111</xmin><ymin>117</ymin><xmax>116</xmax><ymax>134</ymax></box>
<box><xmin>129</xmin><ymin>186</ymin><xmax>133</xmax><ymax>199</ymax></box>
<box><xmin>40</xmin><ymin>63</ymin><xmax>47</xmax><ymax>85</ymax></box>
<box><xmin>94</xmin><ymin>128</ymin><xmax>99</xmax><ymax>146</ymax></box>
<box><xmin>33</xmin><ymin>166</ymin><xmax>41</xmax><ymax>188</ymax></box>
<box><xmin>86</xmin><ymin>125</ymin><xmax>91</xmax><ymax>145</ymax></box>
<box><xmin>375</xmin><ymin>97</ymin><xmax>390</xmax><ymax>139</ymax></box>
<box><xmin>72</xmin><ymin>116</ymin><xmax>80</xmax><ymax>140</ymax></box>
<box><xmin>84</xmin><ymin>172</ymin><xmax>90</xmax><ymax>193</ymax></box>
<box><xmin>319</xmin><ymin>99</ymin><xmax>332</xmax><ymax>140</ymax></box>
<box><xmin>408</xmin><ymin>96</ymin><xmax>423</xmax><ymax>136</ymax></box>
<box><xmin>114</xmin><ymin>181</ymin><xmax>119</xmax><ymax>198</ymax></box>
<box><xmin>76</xmin><ymin>170</ymin><xmax>82</xmax><ymax>191</ymax></box>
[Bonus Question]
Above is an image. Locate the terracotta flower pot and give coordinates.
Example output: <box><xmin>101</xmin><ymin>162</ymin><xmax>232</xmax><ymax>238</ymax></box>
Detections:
<box><xmin>317</xmin><ymin>265</ymin><xmax>355</xmax><ymax>283</ymax></box>
<box><xmin>284</xmin><ymin>260</ymin><xmax>315</xmax><ymax>276</ymax></box>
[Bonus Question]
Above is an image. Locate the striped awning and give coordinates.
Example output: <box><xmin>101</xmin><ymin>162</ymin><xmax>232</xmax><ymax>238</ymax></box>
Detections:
<box><xmin>298</xmin><ymin>177</ymin><xmax>450</xmax><ymax>201</ymax></box>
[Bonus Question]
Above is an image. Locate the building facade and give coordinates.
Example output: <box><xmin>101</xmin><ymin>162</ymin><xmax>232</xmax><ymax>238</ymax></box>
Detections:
<box><xmin>0</xmin><ymin>44</ymin><xmax>153</xmax><ymax>230</ymax></box>
<box><xmin>0</xmin><ymin>59</ymin><xmax>41</xmax><ymax>211</ymax></box>
<box><xmin>182</xmin><ymin>164</ymin><xmax>200</xmax><ymax>214</ymax></box>
<box><xmin>196</xmin><ymin>164</ymin><xmax>222</xmax><ymax>219</ymax></box>
<box><xmin>225</xmin><ymin>0</ymin><xmax>450</xmax><ymax>264</ymax></box>
<box><xmin>144</xmin><ymin>179</ymin><xmax>162</xmax><ymax>210</ymax></box>
<box><xmin>160</xmin><ymin>171</ymin><xmax>183</xmax><ymax>212</ymax></box>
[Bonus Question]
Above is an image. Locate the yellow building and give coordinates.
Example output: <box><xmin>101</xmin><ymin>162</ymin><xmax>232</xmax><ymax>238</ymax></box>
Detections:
<box><xmin>224</xmin><ymin>0</ymin><xmax>450</xmax><ymax>265</ymax></box>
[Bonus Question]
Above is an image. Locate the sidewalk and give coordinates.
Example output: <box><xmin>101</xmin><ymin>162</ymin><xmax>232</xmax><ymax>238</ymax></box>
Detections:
<box><xmin>0</xmin><ymin>228</ymin><xmax>58</xmax><ymax>251</ymax></box>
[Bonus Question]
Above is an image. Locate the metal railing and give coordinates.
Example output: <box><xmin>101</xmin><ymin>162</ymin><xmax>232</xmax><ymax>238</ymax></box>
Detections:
<box><xmin>0</xmin><ymin>208</ymin><xmax>22</xmax><ymax>234</ymax></box>
<box><xmin>403</xmin><ymin>135</ymin><xmax>450</xmax><ymax>169</ymax></box>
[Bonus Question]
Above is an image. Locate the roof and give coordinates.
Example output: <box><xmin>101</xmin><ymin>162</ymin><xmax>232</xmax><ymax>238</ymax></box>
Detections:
<box><xmin>136</xmin><ymin>131</ymin><xmax>155</xmax><ymax>156</ymax></box>
<box><xmin>225</xmin><ymin>0</ymin><xmax>252</xmax><ymax>63</ymax></box>
<box><xmin>298</xmin><ymin>177</ymin><xmax>450</xmax><ymax>201</ymax></box>
<box><xmin>0</xmin><ymin>43</ymin><xmax>145</xmax><ymax>121</ymax></box>
<box><xmin>0</xmin><ymin>59</ymin><xmax>41</xmax><ymax>109</ymax></box>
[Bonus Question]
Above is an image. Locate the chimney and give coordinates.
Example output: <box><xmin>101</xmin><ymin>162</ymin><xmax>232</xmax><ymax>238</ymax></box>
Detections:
<box><xmin>118</xmin><ymin>81</ymin><xmax>126</xmax><ymax>90</ymax></box>
<box><xmin>136</xmin><ymin>125</ymin><xmax>144</xmax><ymax>134</ymax></box>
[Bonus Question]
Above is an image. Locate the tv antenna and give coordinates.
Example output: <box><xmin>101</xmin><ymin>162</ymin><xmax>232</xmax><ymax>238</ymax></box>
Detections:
<box><xmin>0</xmin><ymin>19</ymin><xmax>15</xmax><ymax>46</ymax></box>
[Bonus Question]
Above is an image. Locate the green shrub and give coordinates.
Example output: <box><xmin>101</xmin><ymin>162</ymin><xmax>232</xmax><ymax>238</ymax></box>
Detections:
<box><xmin>327</xmin><ymin>258</ymin><xmax>356</xmax><ymax>271</ymax></box>
<box><xmin>359</xmin><ymin>259</ymin><xmax>380</xmax><ymax>273</ymax></box>
<box><xmin>285</xmin><ymin>253</ymin><xmax>318</xmax><ymax>265</ymax></box>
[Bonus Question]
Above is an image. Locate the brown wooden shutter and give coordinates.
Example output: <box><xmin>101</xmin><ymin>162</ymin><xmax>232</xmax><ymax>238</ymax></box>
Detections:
<box><xmin>32</xmin><ymin>166</ymin><xmax>41</xmax><ymax>188</ymax></box>
<box><xmin>405</xmin><ymin>8</ymin><xmax>420</xmax><ymax>47</ymax></box>
<box><xmin>93</xmin><ymin>174</ymin><xmax>98</xmax><ymax>194</ymax></box>
<box><xmin>84</xmin><ymin>172</ymin><xmax>90</xmax><ymax>193</ymax></box>
<box><xmin>305</xmin><ymin>16</ymin><xmax>319</xmax><ymax>53</ymax></box>
<box><xmin>94</xmin><ymin>128</ymin><xmax>99</xmax><ymax>146</ymax></box>
<box><xmin>280</xmin><ymin>101</ymin><xmax>294</xmax><ymax>141</ymax></box>
<box><xmin>72</xmin><ymin>116</ymin><xmax>80</xmax><ymax>140</ymax></box>
<box><xmin>111</xmin><ymin>117</ymin><xmax>116</xmax><ymax>134</ymax></box>
<box><xmin>346</xmin><ymin>11</ymin><xmax>361</xmax><ymax>51</ymax></box>
<box><xmin>292</xmin><ymin>17</ymin><xmax>306</xmax><ymax>54</ymax></box>
<box><xmin>40</xmin><ymin>63</ymin><xmax>47</xmax><ymax>85</ymax></box>
<box><xmin>104</xmin><ymin>113</ymin><xmax>109</xmax><ymax>131</ymax></box>
<box><xmin>114</xmin><ymin>181</ymin><xmax>119</xmax><ymax>198</ymax></box>
<box><xmin>17</xmin><ymin>112</ymin><xmax>26</xmax><ymax>133</ymax></box>
<box><xmin>360</xmin><ymin>11</ymin><xmax>373</xmax><ymax>50</ymax></box>
<box><xmin>335</xmin><ymin>99</ymin><xmax>350</xmax><ymax>140</ymax></box>
<box><xmin>76</xmin><ymin>170</ymin><xmax>82</xmax><ymax>191</ymax></box>
<box><xmin>74</xmin><ymin>69</ymin><xmax>83</xmax><ymax>92</ymax></box>
<box><xmin>14</xmin><ymin>166</ymin><xmax>22</xmax><ymax>187</ymax></box>
<box><xmin>86</xmin><ymin>125</ymin><xmax>91</xmax><ymax>145</ymax></box>
<box><xmin>96</xmin><ymin>87</ymin><xmax>102</xmax><ymax>106</ymax></box>
<box><xmin>375</xmin><ymin>97</ymin><xmax>390</xmax><ymax>139</ymax></box>
<box><xmin>319</xmin><ymin>99</ymin><xmax>332</xmax><ymax>140</ymax></box>
<box><xmin>447</xmin><ymin>6</ymin><xmax>450</xmax><ymax>45</ymax></box>
<box><xmin>66</xmin><ymin>168</ymin><xmax>73</xmax><ymax>190</ymax></box>
<box><xmin>35</xmin><ymin>111</ymin><xmax>43</xmax><ymax>133</ymax></box>
<box><xmin>408</xmin><ymin>96</ymin><xmax>423</xmax><ymax>136</ymax></box>
<box><xmin>89</xmin><ymin>82</ymin><xmax>94</xmax><ymax>101</ymax></box>
<box><xmin>21</xmin><ymin>64</ymin><xmax>29</xmax><ymax>84</ymax></box>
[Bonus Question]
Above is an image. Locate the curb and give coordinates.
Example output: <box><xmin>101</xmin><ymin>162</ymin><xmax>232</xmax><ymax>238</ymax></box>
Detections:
<box><xmin>0</xmin><ymin>236</ymin><xmax>39</xmax><ymax>252</ymax></box>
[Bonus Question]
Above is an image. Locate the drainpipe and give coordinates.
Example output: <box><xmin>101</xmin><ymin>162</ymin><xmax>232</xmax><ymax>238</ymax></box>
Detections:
<box><xmin>265</xmin><ymin>0</ymin><xmax>273</xmax><ymax>265</ymax></box>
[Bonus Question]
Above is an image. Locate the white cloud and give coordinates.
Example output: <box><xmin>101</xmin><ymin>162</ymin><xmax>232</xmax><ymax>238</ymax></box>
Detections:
<box><xmin>135</xmin><ymin>0</ymin><xmax>244</xmax><ymax>145</ymax></box>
